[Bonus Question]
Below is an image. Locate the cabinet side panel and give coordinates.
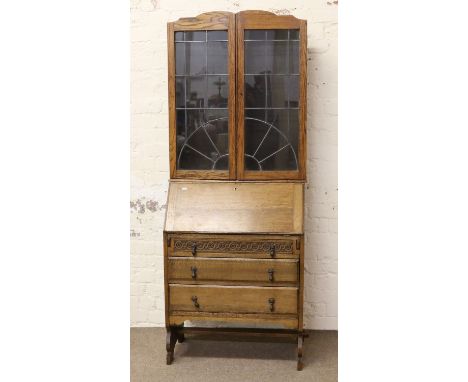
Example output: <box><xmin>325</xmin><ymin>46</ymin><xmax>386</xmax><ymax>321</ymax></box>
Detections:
<box><xmin>164</xmin><ymin>232</ymin><xmax>170</xmax><ymax>328</ymax></box>
<box><xmin>298</xmin><ymin>235</ymin><xmax>304</xmax><ymax>330</ymax></box>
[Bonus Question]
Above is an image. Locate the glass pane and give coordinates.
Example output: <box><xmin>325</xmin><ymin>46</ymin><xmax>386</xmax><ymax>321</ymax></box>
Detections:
<box><xmin>267</xmin><ymin>75</ymin><xmax>288</xmax><ymax>108</ymax></box>
<box><xmin>186</xmin><ymin>109</ymin><xmax>205</xmax><ymax>137</ymax></box>
<box><xmin>261</xmin><ymin>145</ymin><xmax>297</xmax><ymax>170</ymax></box>
<box><xmin>176</xmin><ymin>110</ymin><xmax>186</xmax><ymax>152</ymax></box>
<box><xmin>266</xmin><ymin>109</ymin><xmax>289</xmax><ymax>136</ymax></box>
<box><xmin>255</xmin><ymin>110</ymin><xmax>289</xmax><ymax>161</ymax></box>
<box><xmin>205</xmin><ymin>109</ymin><xmax>229</xmax><ymax>155</ymax></box>
<box><xmin>244</xmin><ymin>117</ymin><xmax>269</xmax><ymax>156</ymax></box>
<box><xmin>186</xmin><ymin>42</ymin><xmax>206</xmax><ymax>75</ymax></box>
<box><xmin>175</xmin><ymin>43</ymin><xmax>185</xmax><ymax>75</ymax></box>
<box><xmin>245</xmin><ymin>75</ymin><xmax>266</xmax><ymax>108</ymax></box>
<box><xmin>175</xmin><ymin>77</ymin><xmax>185</xmax><ymax>108</ymax></box>
<box><xmin>207</xmin><ymin>41</ymin><xmax>228</xmax><ymax>74</ymax></box>
<box><xmin>187</xmin><ymin>122</ymin><xmax>218</xmax><ymax>159</ymax></box>
<box><xmin>245</xmin><ymin>30</ymin><xmax>265</xmax><ymax>40</ymax></box>
<box><xmin>244</xmin><ymin>29</ymin><xmax>300</xmax><ymax>172</ymax></box>
<box><xmin>289</xmin><ymin>29</ymin><xmax>299</xmax><ymax>40</ymax></box>
<box><xmin>265</xmin><ymin>41</ymin><xmax>288</xmax><ymax>74</ymax></box>
<box><xmin>267</xmin><ymin>108</ymin><xmax>298</xmax><ymax>158</ymax></box>
<box><xmin>177</xmin><ymin>109</ymin><xmax>229</xmax><ymax>170</ymax></box>
<box><xmin>288</xmin><ymin>75</ymin><xmax>299</xmax><ymax>108</ymax></box>
<box><xmin>245</xmin><ymin>108</ymin><xmax>266</xmax><ymax>123</ymax></box>
<box><xmin>179</xmin><ymin>145</ymin><xmax>213</xmax><ymax>170</ymax></box>
<box><xmin>245</xmin><ymin>41</ymin><xmax>266</xmax><ymax>74</ymax></box>
<box><xmin>289</xmin><ymin>41</ymin><xmax>299</xmax><ymax>74</ymax></box>
<box><xmin>266</xmin><ymin>29</ymin><xmax>288</xmax><ymax>40</ymax></box>
<box><xmin>186</xmin><ymin>76</ymin><xmax>206</xmax><ymax>108</ymax></box>
<box><xmin>288</xmin><ymin>109</ymin><xmax>299</xmax><ymax>154</ymax></box>
<box><xmin>175</xmin><ymin>32</ymin><xmax>184</xmax><ymax>41</ymax></box>
<box><xmin>207</xmin><ymin>76</ymin><xmax>228</xmax><ymax>108</ymax></box>
<box><xmin>207</xmin><ymin>31</ymin><xmax>227</xmax><ymax>41</ymax></box>
<box><xmin>184</xmin><ymin>31</ymin><xmax>206</xmax><ymax>41</ymax></box>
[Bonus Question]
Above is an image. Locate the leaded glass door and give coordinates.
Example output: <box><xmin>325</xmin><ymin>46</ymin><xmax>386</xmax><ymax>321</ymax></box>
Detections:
<box><xmin>236</xmin><ymin>11</ymin><xmax>306</xmax><ymax>180</ymax></box>
<box><xmin>168</xmin><ymin>11</ymin><xmax>306</xmax><ymax>181</ymax></box>
<box><xmin>168</xmin><ymin>12</ymin><xmax>236</xmax><ymax>179</ymax></box>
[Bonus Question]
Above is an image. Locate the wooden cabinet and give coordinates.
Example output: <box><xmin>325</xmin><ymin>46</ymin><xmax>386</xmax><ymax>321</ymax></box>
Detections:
<box><xmin>164</xmin><ymin>11</ymin><xmax>307</xmax><ymax>370</ymax></box>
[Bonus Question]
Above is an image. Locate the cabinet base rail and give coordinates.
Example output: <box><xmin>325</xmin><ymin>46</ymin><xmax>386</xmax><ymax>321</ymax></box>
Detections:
<box><xmin>165</xmin><ymin>325</ymin><xmax>308</xmax><ymax>371</ymax></box>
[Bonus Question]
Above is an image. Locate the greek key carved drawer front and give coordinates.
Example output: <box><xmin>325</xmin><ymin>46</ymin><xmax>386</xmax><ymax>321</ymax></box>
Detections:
<box><xmin>168</xmin><ymin>235</ymin><xmax>299</xmax><ymax>259</ymax></box>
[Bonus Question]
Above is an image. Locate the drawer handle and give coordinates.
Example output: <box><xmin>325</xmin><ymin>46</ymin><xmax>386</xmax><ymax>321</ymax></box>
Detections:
<box><xmin>268</xmin><ymin>297</ymin><xmax>275</xmax><ymax>312</ymax></box>
<box><xmin>269</xmin><ymin>244</ymin><xmax>276</xmax><ymax>258</ymax></box>
<box><xmin>191</xmin><ymin>243</ymin><xmax>197</xmax><ymax>256</ymax></box>
<box><xmin>191</xmin><ymin>295</ymin><xmax>200</xmax><ymax>309</ymax></box>
<box><xmin>267</xmin><ymin>268</ymin><xmax>274</xmax><ymax>282</ymax></box>
<box><xmin>191</xmin><ymin>266</ymin><xmax>197</xmax><ymax>279</ymax></box>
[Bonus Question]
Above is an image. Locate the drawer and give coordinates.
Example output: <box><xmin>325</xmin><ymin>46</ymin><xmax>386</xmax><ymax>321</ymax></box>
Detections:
<box><xmin>167</xmin><ymin>234</ymin><xmax>299</xmax><ymax>259</ymax></box>
<box><xmin>168</xmin><ymin>258</ymin><xmax>298</xmax><ymax>285</ymax></box>
<box><xmin>169</xmin><ymin>285</ymin><xmax>298</xmax><ymax>315</ymax></box>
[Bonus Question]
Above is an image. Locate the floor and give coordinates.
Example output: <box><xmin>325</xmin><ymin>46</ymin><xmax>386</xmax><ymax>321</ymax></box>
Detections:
<box><xmin>131</xmin><ymin>327</ymin><xmax>338</xmax><ymax>382</ymax></box>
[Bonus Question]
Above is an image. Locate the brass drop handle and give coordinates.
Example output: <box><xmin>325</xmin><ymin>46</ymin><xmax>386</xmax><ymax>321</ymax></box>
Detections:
<box><xmin>191</xmin><ymin>243</ymin><xmax>197</xmax><ymax>256</ymax></box>
<box><xmin>268</xmin><ymin>268</ymin><xmax>274</xmax><ymax>282</ymax></box>
<box><xmin>269</xmin><ymin>244</ymin><xmax>276</xmax><ymax>258</ymax></box>
<box><xmin>191</xmin><ymin>266</ymin><xmax>197</xmax><ymax>279</ymax></box>
<box><xmin>268</xmin><ymin>297</ymin><xmax>275</xmax><ymax>312</ymax></box>
<box><xmin>191</xmin><ymin>295</ymin><xmax>200</xmax><ymax>309</ymax></box>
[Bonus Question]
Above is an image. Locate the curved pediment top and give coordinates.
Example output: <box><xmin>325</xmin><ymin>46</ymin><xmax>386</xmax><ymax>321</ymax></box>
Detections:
<box><xmin>170</xmin><ymin>11</ymin><xmax>305</xmax><ymax>30</ymax></box>
<box><xmin>171</xmin><ymin>12</ymin><xmax>234</xmax><ymax>30</ymax></box>
<box><xmin>237</xmin><ymin>10</ymin><xmax>305</xmax><ymax>23</ymax></box>
<box><xmin>237</xmin><ymin>10</ymin><xmax>277</xmax><ymax>17</ymax></box>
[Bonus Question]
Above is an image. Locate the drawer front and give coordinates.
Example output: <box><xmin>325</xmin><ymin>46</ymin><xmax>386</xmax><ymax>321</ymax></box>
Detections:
<box><xmin>168</xmin><ymin>258</ymin><xmax>298</xmax><ymax>285</ymax></box>
<box><xmin>169</xmin><ymin>285</ymin><xmax>298</xmax><ymax>315</ymax></box>
<box><xmin>168</xmin><ymin>235</ymin><xmax>299</xmax><ymax>259</ymax></box>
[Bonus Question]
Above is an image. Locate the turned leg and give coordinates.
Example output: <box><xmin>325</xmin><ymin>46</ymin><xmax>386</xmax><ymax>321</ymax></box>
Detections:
<box><xmin>297</xmin><ymin>333</ymin><xmax>304</xmax><ymax>371</ymax></box>
<box><xmin>166</xmin><ymin>327</ymin><xmax>177</xmax><ymax>365</ymax></box>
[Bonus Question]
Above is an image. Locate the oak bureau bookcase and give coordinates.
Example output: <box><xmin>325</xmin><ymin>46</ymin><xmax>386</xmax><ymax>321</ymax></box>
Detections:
<box><xmin>164</xmin><ymin>10</ymin><xmax>307</xmax><ymax>370</ymax></box>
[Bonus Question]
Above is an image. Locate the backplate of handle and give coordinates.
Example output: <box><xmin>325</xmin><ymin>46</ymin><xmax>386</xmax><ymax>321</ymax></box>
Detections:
<box><xmin>268</xmin><ymin>297</ymin><xmax>275</xmax><ymax>312</ymax></box>
<box><xmin>191</xmin><ymin>295</ymin><xmax>200</xmax><ymax>308</ymax></box>
<box><xmin>191</xmin><ymin>266</ymin><xmax>197</xmax><ymax>279</ymax></box>
<box><xmin>191</xmin><ymin>243</ymin><xmax>197</xmax><ymax>256</ymax></box>
<box><xmin>268</xmin><ymin>268</ymin><xmax>274</xmax><ymax>282</ymax></box>
<box><xmin>269</xmin><ymin>244</ymin><xmax>276</xmax><ymax>258</ymax></box>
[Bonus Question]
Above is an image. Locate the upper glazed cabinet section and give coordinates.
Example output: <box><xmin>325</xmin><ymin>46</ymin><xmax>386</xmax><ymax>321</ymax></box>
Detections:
<box><xmin>168</xmin><ymin>11</ymin><xmax>307</xmax><ymax>181</ymax></box>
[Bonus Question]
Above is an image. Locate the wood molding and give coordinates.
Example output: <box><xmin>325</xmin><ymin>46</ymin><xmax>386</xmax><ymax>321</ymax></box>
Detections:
<box><xmin>172</xmin><ymin>11</ymin><xmax>233</xmax><ymax>31</ymax></box>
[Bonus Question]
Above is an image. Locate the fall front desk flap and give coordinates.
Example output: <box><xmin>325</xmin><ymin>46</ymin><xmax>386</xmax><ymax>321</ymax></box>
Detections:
<box><xmin>164</xmin><ymin>181</ymin><xmax>304</xmax><ymax>234</ymax></box>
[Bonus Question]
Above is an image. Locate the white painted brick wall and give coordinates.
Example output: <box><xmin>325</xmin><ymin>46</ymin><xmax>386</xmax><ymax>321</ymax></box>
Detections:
<box><xmin>130</xmin><ymin>0</ymin><xmax>338</xmax><ymax>330</ymax></box>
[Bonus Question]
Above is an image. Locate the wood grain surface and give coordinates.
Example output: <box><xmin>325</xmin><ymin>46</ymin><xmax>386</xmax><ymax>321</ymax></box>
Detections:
<box><xmin>168</xmin><ymin>257</ymin><xmax>298</xmax><ymax>285</ymax></box>
<box><xmin>164</xmin><ymin>181</ymin><xmax>304</xmax><ymax>234</ymax></box>
<box><xmin>169</xmin><ymin>284</ymin><xmax>298</xmax><ymax>314</ymax></box>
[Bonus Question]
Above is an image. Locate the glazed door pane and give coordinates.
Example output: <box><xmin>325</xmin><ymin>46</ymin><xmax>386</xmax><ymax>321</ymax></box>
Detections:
<box><xmin>174</xmin><ymin>30</ymin><xmax>230</xmax><ymax>171</ymax></box>
<box><xmin>243</xmin><ymin>29</ymin><xmax>300</xmax><ymax>172</ymax></box>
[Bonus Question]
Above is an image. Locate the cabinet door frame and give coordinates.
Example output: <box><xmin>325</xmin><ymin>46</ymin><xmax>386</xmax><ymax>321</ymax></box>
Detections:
<box><xmin>236</xmin><ymin>11</ymin><xmax>307</xmax><ymax>181</ymax></box>
<box><xmin>168</xmin><ymin>12</ymin><xmax>237</xmax><ymax>180</ymax></box>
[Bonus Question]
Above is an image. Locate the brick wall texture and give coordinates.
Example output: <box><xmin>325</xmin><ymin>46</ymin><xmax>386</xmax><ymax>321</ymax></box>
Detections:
<box><xmin>131</xmin><ymin>0</ymin><xmax>338</xmax><ymax>329</ymax></box>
